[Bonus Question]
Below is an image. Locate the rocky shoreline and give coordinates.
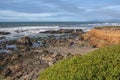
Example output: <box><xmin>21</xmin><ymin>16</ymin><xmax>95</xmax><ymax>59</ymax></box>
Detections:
<box><xmin>0</xmin><ymin>29</ymin><xmax>97</xmax><ymax>80</ymax></box>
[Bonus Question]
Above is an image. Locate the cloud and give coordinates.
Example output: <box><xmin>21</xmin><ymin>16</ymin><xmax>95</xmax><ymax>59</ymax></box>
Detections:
<box><xmin>0</xmin><ymin>0</ymin><xmax>120</xmax><ymax>21</ymax></box>
<box><xmin>103</xmin><ymin>5</ymin><xmax>120</xmax><ymax>9</ymax></box>
<box><xmin>0</xmin><ymin>10</ymin><xmax>58</xmax><ymax>21</ymax></box>
<box><xmin>91</xmin><ymin>5</ymin><xmax>120</xmax><ymax>20</ymax></box>
<box><xmin>0</xmin><ymin>10</ymin><xmax>75</xmax><ymax>21</ymax></box>
<box><xmin>0</xmin><ymin>10</ymin><xmax>55</xmax><ymax>18</ymax></box>
<box><xmin>40</xmin><ymin>0</ymin><xmax>86</xmax><ymax>14</ymax></box>
<box><xmin>0</xmin><ymin>0</ymin><xmax>59</xmax><ymax>13</ymax></box>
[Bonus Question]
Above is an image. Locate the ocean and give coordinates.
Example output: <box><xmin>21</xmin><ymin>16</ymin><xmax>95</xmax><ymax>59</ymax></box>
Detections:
<box><xmin>1</xmin><ymin>22</ymin><xmax>120</xmax><ymax>28</ymax></box>
<box><xmin>0</xmin><ymin>22</ymin><xmax>106</xmax><ymax>27</ymax></box>
<box><xmin>0</xmin><ymin>22</ymin><xmax>120</xmax><ymax>41</ymax></box>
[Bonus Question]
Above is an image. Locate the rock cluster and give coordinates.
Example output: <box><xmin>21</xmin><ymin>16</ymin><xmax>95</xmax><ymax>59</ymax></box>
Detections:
<box><xmin>0</xmin><ymin>48</ymin><xmax>73</xmax><ymax>80</ymax></box>
<box><xmin>0</xmin><ymin>36</ymin><xmax>75</xmax><ymax>80</ymax></box>
<box><xmin>42</xmin><ymin>37</ymin><xmax>82</xmax><ymax>47</ymax></box>
<box><xmin>16</xmin><ymin>36</ymin><xmax>32</xmax><ymax>50</ymax></box>
<box><xmin>0</xmin><ymin>29</ymin><xmax>88</xmax><ymax>80</ymax></box>
<box><xmin>40</xmin><ymin>29</ymin><xmax>83</xmax><ymax>34</ymax></box>
<box><xmin>0</xmin><ymin>32</ymin><xmax>10</xmax><ymax>35</ymax></box>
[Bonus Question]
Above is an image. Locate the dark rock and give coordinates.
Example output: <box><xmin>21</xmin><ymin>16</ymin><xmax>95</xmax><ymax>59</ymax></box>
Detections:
<box><xmin>0</xmin><ymin>36</ymin><xmax>5</xmax><ymax>39</ymax></box>
<box><xmin>4</xmin><ymin>68</ymin><xmax>12</xmax><ymax>77</ymax></box>
<box><xmin>14</xmin><ymin>30</ymin><xmax>28</xmax><ymax>33</ymax></box>
<box><xmin>40</xmin><ymin>29</ymin><xmax>83</xmax><ymax>34</ymax></box>
<box><xmin>0</xmin><ymin>32</ymin><xmax>10</xmax><ymax>35</ymax></box>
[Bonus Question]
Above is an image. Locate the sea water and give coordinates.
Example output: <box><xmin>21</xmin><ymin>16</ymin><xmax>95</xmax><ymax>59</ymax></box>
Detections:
<box><xmin>0</xmin><ymin>22</ymin><xmax>120</xmax><ymax>41</ymax></box>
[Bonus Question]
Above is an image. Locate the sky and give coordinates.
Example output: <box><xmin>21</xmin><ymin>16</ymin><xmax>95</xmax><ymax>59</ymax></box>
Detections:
<box><xmin>0</xmin><ymin>0</ymin><xmax>120</xmax><ymax>22</ymax></box>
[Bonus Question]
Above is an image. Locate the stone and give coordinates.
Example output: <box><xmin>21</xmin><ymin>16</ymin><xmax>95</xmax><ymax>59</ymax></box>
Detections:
<box><xmin>0</xmin><ymin>32</ymin><xmax>10</xmax><ymax>35</ymax></box>
<box><xmin>40</xmin><ymin>29</ymin><xmax>83</xmax><ymax>34</ymax></box>
<box><xmin>16</xmin><ymin>36</ymin><xmax>32</xmax><ymax>46</ymax></box>
<box><xmin>16</xmin><ymin>36</ymin><xmax>32</xmax><ymax>50</ymax></box>
<box><xmin>6</xmin><ymin>45</ymin><xmax>17</xmax><ymax>50</ymax></box>
<box><xmin>4</xmin><ymin>68</ymin><xmax>12</xmax><ymax>77</ymax></box>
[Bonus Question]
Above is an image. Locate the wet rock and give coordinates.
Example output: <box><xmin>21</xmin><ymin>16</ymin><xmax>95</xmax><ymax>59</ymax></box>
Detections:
<box><xmin>40</xmin><ymin>29</ymin><xmax>83</xmax><ymax>34</ymax></box>
<box><xmin>6</xmin><ymin>45</ymin><xmax>17</xmax><ymax>50</ymax></box>
<box><xmin>0</xmin><ymin>36</ymin><xmax>5</xmax><ymax>39</ymax></box>
<box><xmin>33</xmin><ymin>41</ymin><xmax>43</xmax><ymax>48</ymax></box>
<box><xmin>0</xmin><ymin>32</ymin><xmax>10</xmax><ymax>35</ymax></box>
<box><xmin>57</xmin><ymin>29</ymin><xmax>83</xmax><ymax>34</ymax></box>
<box><xmin>0</xmin><ymin>49</ymin><xmax>9</xmax><ymax>54</ymax></box>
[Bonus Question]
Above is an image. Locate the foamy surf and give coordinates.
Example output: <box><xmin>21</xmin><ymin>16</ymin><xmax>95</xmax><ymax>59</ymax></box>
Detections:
<box><xmin>0</xmin><ymin>26</ymin><xmax>91</xmax><ymax>41</ymax></box>
<box><xmin>1</xmin><ymin>22</ymin><xmax>120</xmax><ymax>41</ymax></box>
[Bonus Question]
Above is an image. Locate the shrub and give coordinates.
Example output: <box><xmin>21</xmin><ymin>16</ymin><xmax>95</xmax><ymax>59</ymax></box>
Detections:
<box><xmin>38</xmin><ymin>44</ymin><xmax>120</xmax><ymax>80</ymax></box>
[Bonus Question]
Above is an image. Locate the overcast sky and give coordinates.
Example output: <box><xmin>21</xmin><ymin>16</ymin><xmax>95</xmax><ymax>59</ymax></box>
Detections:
<box><xmin>0</xmin><ymin>0</ymin><xmax>120</xmax><ymax>22</ymax></box>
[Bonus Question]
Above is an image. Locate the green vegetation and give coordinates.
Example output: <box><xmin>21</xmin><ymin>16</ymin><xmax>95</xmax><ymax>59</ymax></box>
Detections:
<box><xmin>38</xmin><ymin>45</ymin><xmax>120</xmax><ymax>80</ymax></box>
<box><xmin>94</xmin><ymin>26</ymin><xmax>120</xmax><ymax>29</ymax></box>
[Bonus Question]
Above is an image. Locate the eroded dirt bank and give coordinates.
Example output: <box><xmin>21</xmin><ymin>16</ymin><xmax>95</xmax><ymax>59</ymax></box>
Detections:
<box><xmin>83</xmin><ymin>26</ymin><xmax>120</xmax><ymax>48</ymax></box>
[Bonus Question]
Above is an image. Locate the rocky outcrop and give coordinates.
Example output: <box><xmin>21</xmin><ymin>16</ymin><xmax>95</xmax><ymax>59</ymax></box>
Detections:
<box><xmin>16</xmin><ymin>36</ymin><xmax>32</xmax><ymax>50</ymax></box>
<box><xmin>0</xmin><ymin>32</ymin><xmax>10</xmax><ymax>35</ymax></box>
<box><xmin>0</xmin><ymin>48</ymin><xmax>68</xmax><ymax>80</ymax></box>
<box><xmin>40</xmin><ymin>29</ymin><xmax>83</xmax><ymax>34</ymax></box>
<box><xmin>42</xmin><ymin>38</ymin><xmax>77</xmax><ymax>47</ymax></box>
<box><xmin>16</xmin><ymin>36</ymin><xmax>32</xmax><ymax>46</ymax></box>
<box><xmin>83</xmin><ymin>27</ymin><xmax>120</xmax><ymax>48</ymax></box>
<box><xmin>0</xmin><ymin>29</ymin><xmax>92</xmax><ymax>80</ymax></box>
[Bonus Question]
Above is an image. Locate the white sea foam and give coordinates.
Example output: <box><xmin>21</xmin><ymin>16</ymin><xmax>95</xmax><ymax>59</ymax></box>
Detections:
<box><xmin>0</xmin><ymin>26</ymin><xmax>91</xmax><ymax>40</ymax></box>
<box><xmin>0</xmin><ymin>22</ymin><xmax>120</xmax><ymax>41</ymax></box>
<box><xmin>0</xmin><ymin>26</ymin><xmax>59</xmax><ymax>33</ymax></box>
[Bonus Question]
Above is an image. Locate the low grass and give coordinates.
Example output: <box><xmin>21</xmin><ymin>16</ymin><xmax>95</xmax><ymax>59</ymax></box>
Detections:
<box><xmin>38</xmin><ymin>44</ymin><xmax>120</xmax><ymax>80</ymax></box>
<box><xmin>94</xmin><ymin>26</ymin><xmax>120</xmax><ymax>30</ymax></box>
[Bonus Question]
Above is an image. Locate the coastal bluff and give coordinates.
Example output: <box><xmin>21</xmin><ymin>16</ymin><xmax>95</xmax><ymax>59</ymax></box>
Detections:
<box><xmin>83</xmin><ymin>26</ymin><xmax>120</xmax><ymax>48</ymax></box>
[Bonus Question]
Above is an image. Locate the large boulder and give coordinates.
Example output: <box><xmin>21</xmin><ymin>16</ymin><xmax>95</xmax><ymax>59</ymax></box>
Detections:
<box><xmin>16</xmin><ymin>36</ymin><xmax>32</xmax><ymax>50</ymax></box>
